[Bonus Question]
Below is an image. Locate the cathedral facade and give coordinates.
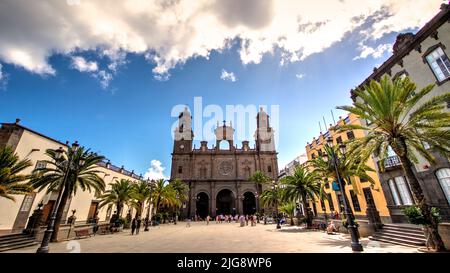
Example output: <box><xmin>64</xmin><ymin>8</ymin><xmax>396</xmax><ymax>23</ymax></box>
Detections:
<box><xmin>170</xmin><ymin>107</ymin><xmax>279</xmax><ymax>219</ymax></box>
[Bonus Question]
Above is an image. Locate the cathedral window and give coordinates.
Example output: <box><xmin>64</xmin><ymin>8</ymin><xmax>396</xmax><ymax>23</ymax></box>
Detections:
<box><xmin>267</xmin><ymin>165</ymin><xmax>272</xmax><ymax>173</ymax></box>
<box><xmin>178</xmin><ymin>166</ymin><xmax>183</xmax><ymax>174</ymax></box>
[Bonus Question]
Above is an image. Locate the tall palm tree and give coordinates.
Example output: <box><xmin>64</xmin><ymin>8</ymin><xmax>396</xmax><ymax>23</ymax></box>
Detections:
<box><xmin>279</xmin><ymin>202</ymin><xmax>296</xmax><ymax>226</ymax></box>
<box><xmin>170</xmin><ymin>178</ymin><xmax>188</xmax><ymax>220</ymax></box>
<box><xmin>0</xmin><ymin>146</ymin><xmax>33</xmax><ymax>201</ymax></box>
<box><xmin>308</xmin><ymin>144</ymin><xmax>375</xmax><ymax>194</ymax></box>
<box><xmin>280</xmin><ymin>165</ymin><xmax>321</xmax><ymax>228</ymax></box>
<box><xmin>249</xmin><ymin>171</ymin><xmax>271</xmax><ymax>213</ymax></box>
<box><xmin>337</xmin><ymin>75</ymin><xmax>450</xmax><ymax>251</ymax></box>
<box><xmin>30</xmin><ymin>146</ymin><xmax>105</xmax><ymax>242</ymax></box>
<box><xmin>130</xmin><ymin>180</ymin><xmax>152</xmax><ymax>219</ymax></box>
<box><xmin>151</xmin><ymin>179</ymin><xmax>178</xmax><ymax>217</ymax></box>
<box><xmin>99</xmin><ymin>179</ymin><xmax>134</xmax><ymax>219</ymax></box>
<box><xmin>260</xmin><ymin>185</ymin><xmax>282</xmax><ymax>217</ymax></box>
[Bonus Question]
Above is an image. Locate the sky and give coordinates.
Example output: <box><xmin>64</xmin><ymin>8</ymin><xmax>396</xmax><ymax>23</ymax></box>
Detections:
<box><xmin>0</xmin><ymin>0</ymin><xmax>446</xmax><ymax>179</ymax></box>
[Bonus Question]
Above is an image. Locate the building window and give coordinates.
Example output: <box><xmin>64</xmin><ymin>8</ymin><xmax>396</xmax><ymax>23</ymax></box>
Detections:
<box><xmin>336</xmin><ymin>136</ymin><xmax>343</xmax><ymax>144</ymax></box>
<box><xmin>267</xmin><ymin>166</ymin><xmax>272</xmax><ymax>173</ymax></box>
<box><xmin>360</xmin><ymin>177</ymin><xmax>368</xmax><ymax>183</ymax></box>
<box><xmin>35</xmin><ymin>161</ymin><xmax>47</xmax><ymax>170</ymax></box>
<box><xmin>178</xmin><ymin>166</ymin><xmax>183</xmax><ymax>174</ymax></box>
<box><xmin>20</xmin><ymin>194</ymin><xmax>35</xmax><ymax>212</ymax></box>
<box><xmin>349</xmin><ymin>190</ymin><xmax>361</xmax><ymax>212</ymax></box>
<box><xmin>327</xmin><ymin>193</ymin><xmax>334</xmax><ymax>212</ymax></box>
<box><xmin>363</xmin><ymin>188</ymin><xmax>376</xmax><ymax>207</ymax></box>
<box><xmin>388</xmin><ymin>176</ymin><xmax>413</xmax><ymax>205</ymax></box>
<box><xmin>425</xmin><ymin>46</ymin><xmax>450</xmax><ymax>82</ymax></box>
<box><xmin>346</xmin><ymin>131</ymin><xmax>355</xmax><ymax>140</ymax></box>
<box><xmin>320</xmin><ymin>198</ymin><xmax>326</xmax><ymax>211</ymax></box>
<box><xmin>311</xmin><ymin>153</ymin><xmax>316</xmax><ymax>159</ymax></box>
<box><xmin>343</xmin><ymin>116</ymin><xmax>350</xmax><ymax>124</ymax></box>
<box><xmin>436</xmin><ymin>168</ymin><xmax>450</xmax><ymax>205</ymax></box>
<box><xmin>336</xmin><ymin>193</ymin><xmax>345</xmax><ymax>212</ymax></box>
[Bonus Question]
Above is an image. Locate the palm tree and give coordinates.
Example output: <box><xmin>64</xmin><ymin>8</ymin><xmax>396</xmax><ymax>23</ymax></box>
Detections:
<box><xmin>279</xmin><ymin>202</ymin><xmax>296</xmax><ymax>226</ymax></box>
<box><xmin>308</xmin><ymin>144</ymin><xmax>375</xmax><ymax>194</ymax></box>
<box><xmin>151</xmin><ymin>179</ymin><xmax>178</xmax><ymax>217</ymax></box>
<box><xmin>30</xmin><ymin>146</ymin><xmax>105</xmax><ymax>242</ymax></box>
<box><xmin>280</xmin><ymin>165</ymin><xmax>322</xmax><ymax>228</ymax></box>
<box><xmin>260</xmin><ymin>184</ymin><xmax>282</xmax><ymax>218</ymax></box>
<box><xmin>249</xmin><ymin>171</ymin><xmax>271</xmax><ymax>213</ymax></box>
<box><xmin>99</xmin><ymin>179</ymin><xmax>134</xmax><ymax>220</ymax></box>
<box><xmin>337</xmin><ymin>75</ymin><xmax>450</xmax><ymax>251</ymax></box>
<box><xmin>0</xmin><ymin>146</ymin><xmax>33</xmax><ymax>201</ymax></box>
<box><xmin>170</xmin><ymin>178</ymin><xmax>188</xmax><ymax>221</ymax></box>
<box><xmin>130</xmin><ymin>180</ymin><xmax>152</xmax><ymax>219</ymax></box>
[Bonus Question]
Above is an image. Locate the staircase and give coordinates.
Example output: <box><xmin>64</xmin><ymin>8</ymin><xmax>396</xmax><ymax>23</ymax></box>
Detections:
<box><xmin>0</xmin><ymin>233</ymin><xmax>38</xmax><ymax>252</ymax></box>
<box><xmin>369</xmin><ymin>223</ymin><xmax>426</xmax><ymax>248</ymax></box>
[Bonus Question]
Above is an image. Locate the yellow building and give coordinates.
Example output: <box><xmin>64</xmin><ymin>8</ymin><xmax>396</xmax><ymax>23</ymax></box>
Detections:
<box><xmin>0</xmin><ymin>119</ymin><xmax>151</xmax><ymax>235</ymax></box>
<box><xmin>305</xmin><ymin>113</ymin><xmax>391</xmax><ymax>222</ymax></box>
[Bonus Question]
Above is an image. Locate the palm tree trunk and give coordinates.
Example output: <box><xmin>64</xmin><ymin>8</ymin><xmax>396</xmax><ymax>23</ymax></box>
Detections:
<box><xmin>50</xmin><ymin>186</ymin><xmax>70</xmax><ymax>242</ymax></box>
<box><xmin>302</xmin><ymin>193</ymin><xmax>312</xmax><ymax>228</ymax></box>
<box><xmin>397</xmin><ymin>150</ymin><xmax>445</xmax><ymax>251</ymax></box>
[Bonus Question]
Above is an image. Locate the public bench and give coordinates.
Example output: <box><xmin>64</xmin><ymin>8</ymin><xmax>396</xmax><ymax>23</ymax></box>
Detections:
<box><xmin>74</xmin><ymin>229</ymin><xmax>92</xmax><ymax>239</ymax></box>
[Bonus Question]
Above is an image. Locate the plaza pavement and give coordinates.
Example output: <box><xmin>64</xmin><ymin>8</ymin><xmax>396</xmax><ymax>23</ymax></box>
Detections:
<box><xmin>5</xmin><ymin>221</ymin><xmax>418</xmax><ymax>253</ymax></box>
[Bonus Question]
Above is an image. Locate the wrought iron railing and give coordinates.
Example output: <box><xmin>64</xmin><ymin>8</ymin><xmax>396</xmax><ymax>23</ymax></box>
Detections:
<box><xmin>379</xmin><ymin>155</ymin><xmax>402</xmax><ymax>169</ymax></box>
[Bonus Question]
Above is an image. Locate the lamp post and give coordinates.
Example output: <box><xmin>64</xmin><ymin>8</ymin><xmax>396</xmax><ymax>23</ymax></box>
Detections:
<box><xmin>323</xmin><ymin>137</ymin><xmax>363</xmax><ymax>252</ymax></box>
<box><xmin>37</xmin><ymin>141</ymin><xmax>81</xmax><ymax>253</ymax></box>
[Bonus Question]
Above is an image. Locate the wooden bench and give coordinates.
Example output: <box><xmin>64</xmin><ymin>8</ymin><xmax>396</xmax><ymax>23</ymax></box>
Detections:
<box><xmin>97</xmin><ymin>224</ymin><xmax>110</xmax><ymax>235</ymax></box>
<box><xmin>74</xmin><ymin>229</ymin><xmax>92</xmax><ymax>239</ymax></box>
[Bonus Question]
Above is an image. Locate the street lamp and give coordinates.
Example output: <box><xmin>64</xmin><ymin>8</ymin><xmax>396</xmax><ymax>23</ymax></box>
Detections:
<box><xmin>37</xmin><ymin>141</ymin><xmax>81</xmax><ymax>253</ymax></box>
<box><xmin>325</xmin><ymin>136</ymin><xmax>363</xmax><ymax>252</ymax></box>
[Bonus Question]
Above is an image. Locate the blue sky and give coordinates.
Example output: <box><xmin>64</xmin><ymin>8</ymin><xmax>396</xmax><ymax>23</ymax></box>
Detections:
<box><xmin>0</xmin><ymin>0</ymin><xmax>444</xmax><ymax>178</ymax></box>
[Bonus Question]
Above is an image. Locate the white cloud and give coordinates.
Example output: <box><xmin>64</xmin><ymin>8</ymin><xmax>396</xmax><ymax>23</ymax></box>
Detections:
<box><xmin>0</xmin><ymin>63</ymin><xmax>8</xmax><ymax>89</ymax></box>
<box><xmin>0</xmin><ymin>0</ymin><xmax>443</xmax><ymax>79</ymax></box>
<box><xmin>295</xmin><ymin>73</ymin><xmax>306</xmax><ymax>79</ymax></box>
<box><xmin>144</xmin><ymin>159</ymin><xmax>168</xmax><ymax>181</ymax></box>
<box><xmin>220</xmin><ymin>69</ymin><xmax>237</xmax><ymax>82</ymax></box>
<box><xmin>71</xmin><ymin>56</ymin><xmax>98</xmax><ymax>72</ymax></box>
<box><xmin>353</xmin><ymin>43</ymin><xmax>393</xmax><ymax>60</ymax></box>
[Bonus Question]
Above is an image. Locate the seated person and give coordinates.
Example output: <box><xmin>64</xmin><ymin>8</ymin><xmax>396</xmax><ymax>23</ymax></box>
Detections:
<box><xmin>326</xmin><ymin>222</ymin><xmax>336</xmax><ymax>234</ymax></box>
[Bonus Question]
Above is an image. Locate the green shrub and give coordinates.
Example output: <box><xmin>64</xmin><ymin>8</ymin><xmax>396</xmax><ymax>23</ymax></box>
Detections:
<box><xmin>402</xmin><ymin>205</ymin><xmax>442</xmax><ymax>225</ymax></box>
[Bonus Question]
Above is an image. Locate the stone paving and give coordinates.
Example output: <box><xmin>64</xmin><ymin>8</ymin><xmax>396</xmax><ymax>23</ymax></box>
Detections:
<box><xmin>5</xmin><ymin>221</ymin><xmax>419</xmax><ymax>253</ymax></box>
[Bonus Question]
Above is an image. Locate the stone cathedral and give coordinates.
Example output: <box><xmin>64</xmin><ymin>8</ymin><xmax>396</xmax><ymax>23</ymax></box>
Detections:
<box><xmin>170</xmin><ymin>107</ymin><xmax>279</xmax><ymax>219</ymax></box>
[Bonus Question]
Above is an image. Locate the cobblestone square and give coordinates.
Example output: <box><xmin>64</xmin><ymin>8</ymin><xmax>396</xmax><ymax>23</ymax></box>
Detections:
<box><xmin>6</xmin><ymin>222</ymin><xmax>418</xmax><ymax>253</ymax></box>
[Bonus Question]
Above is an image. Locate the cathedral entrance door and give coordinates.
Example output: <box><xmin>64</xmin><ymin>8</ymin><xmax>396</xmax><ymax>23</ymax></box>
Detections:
<box><xmin>216</xmin><ymin>189</ymin><xmax>235</xmax><ymax>215</ymax></box>
<box><xmin>196</xmin><ymin>192</ymin><xmax>209</xmax><ymax>220</ymax></box>
<box><xmin>243</xmin><ymin>192</ymin><xmax>256</xmax><ymax>215</ymax></box>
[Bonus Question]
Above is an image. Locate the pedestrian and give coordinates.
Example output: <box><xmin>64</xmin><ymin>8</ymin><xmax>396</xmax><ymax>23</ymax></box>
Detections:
<box><xmin>245</xmin><ymin>215</ymin><xmax>249</xmax><ymax>226</ymax></box>
<box><xmin>93</xmin><ymin>213</ymin><xmax>100</xmax><ymax>235</ymax></box>
<box><xmin>131</xmin><ymin>218</ymin><xmax>137</xmax><ymax>235</ymax></box>
<box><xmin>136</xmin><ymin>218</ymin><xmax>142</xmax><ymax>235</ymax></box>
<box><xmin>206</xmin><ymin>215</ymin><xmax>210</xmax><ymax>225</ymax></box>
<box><xmin>186</xmin><ymin>217</ymin><xmax>191</xmax><ymax>227</ymax></box>
<box><xmin>239</xmin><ymin>215</ymin><xmax>245</xmax><ymax>227</ymax></box>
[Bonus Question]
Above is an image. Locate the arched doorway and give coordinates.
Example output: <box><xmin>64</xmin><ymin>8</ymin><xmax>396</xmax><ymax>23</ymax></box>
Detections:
<box><xmin>243</xmin><ymin>192</ymin><xmax>256</xmax><ymax>215</ymax></box>
<box><xmin>216</xmin><ymin>189</ymin><xmax>235</xmax><ymax>215</ymax></box>
<box><xmin>196</xmin><ymin>192</ymin><xmax>209</xmax><ymax>220</ymax></box>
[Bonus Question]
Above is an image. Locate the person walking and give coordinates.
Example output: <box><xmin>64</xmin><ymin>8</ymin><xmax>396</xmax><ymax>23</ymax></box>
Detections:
<box><xmin>239</xmin><ymin>215</ymin><xmax>245</xmax><ymax>227</ymax></box>
<box><xmin>206</xmin><ymin>215</ymin><xmax>210</xmax><ymax>225</ymax></box>
<box><xmin>131</xmin><ymin>218</ymin><xmax>137</xmax><ymax>235</ymax></box>
<box><xmin>186</xmin><ymin>217</ymin><xmax>191</xmax><ymax>228</ymax></box>
<box><xmin>136</xmin><ymin>218</ymin><xmax>142</xmax><ymax>235</ymax></box>
<box><xmin>245</xmin><ymin>215</ymin><xmax>249</xmax><ymax>226</ymax></box>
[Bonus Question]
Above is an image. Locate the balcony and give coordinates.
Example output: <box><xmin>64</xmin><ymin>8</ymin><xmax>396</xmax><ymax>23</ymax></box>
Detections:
<box><xmin>378</xmin><ymin>155</ymin><xmax>402</xmax><ymax>171</ymax></box>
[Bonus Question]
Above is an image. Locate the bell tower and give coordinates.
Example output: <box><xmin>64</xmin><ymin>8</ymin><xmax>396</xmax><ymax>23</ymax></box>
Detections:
<box><xmin>173</xmin><ymin>107</ymin><xmax>193</xmax><ymax>154</ymax></box>
<box><xmin>254</xmin><ymin>107</ymin><xmax>275</xmax><ymax>152</ymax></box>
